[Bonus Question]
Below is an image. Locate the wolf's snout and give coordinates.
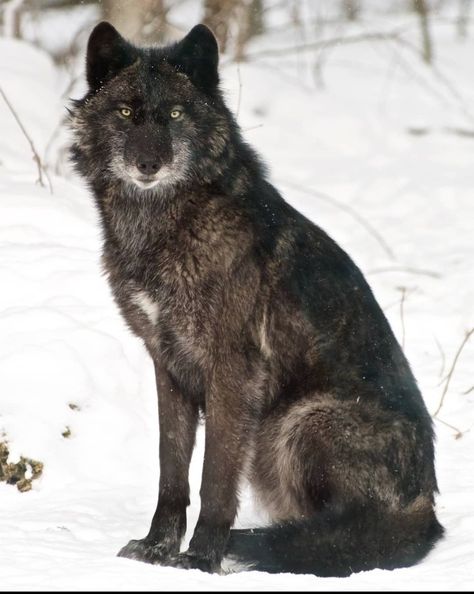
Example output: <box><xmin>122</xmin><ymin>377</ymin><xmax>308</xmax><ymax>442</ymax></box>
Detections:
<box><xmin>136</xmin><ymin>156</ymin><xmax>160</xmax><ymax>175</ymax></box>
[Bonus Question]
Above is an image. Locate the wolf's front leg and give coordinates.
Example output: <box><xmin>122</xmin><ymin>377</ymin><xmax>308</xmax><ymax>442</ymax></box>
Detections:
<box><xmin>118</xmin><ymin>359</ymin><xmax>198</xmax><ymax>564</ymax></box>
<box><xmin>168</xmin><ymin>361</ymin><xmax>262</xmax><ymax>573</ymax></box>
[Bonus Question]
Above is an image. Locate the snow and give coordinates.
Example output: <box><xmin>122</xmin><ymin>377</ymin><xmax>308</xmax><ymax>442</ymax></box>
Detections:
<box><xmin>0</xmin><ymin>6</ymin><xmax>473</xmax><ymax>591</ymax></box>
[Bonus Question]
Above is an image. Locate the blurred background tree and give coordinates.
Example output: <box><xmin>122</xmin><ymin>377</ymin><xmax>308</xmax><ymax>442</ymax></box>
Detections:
<box><xmin>1</xmin><ymin>0</ymin><xmax>472</xmax><ymax>146</ymax></box>
<box><xmin>1</xmin><ymin>0</ymin><xmax>471</xmax><ymax>64</ymax></box>
<box><xmin>0</xmin><ymin>0</ymin><xmax>265</xmax><ymax>60</ymax></box>
<box><xmin>102</xmin><ymin>0</ymin><xmax>170</xmax><ymax>43</ymax></box>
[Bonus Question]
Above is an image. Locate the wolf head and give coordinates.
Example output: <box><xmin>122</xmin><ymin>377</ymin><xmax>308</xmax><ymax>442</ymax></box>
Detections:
<box><xmin>70</xmin><ymin>22</ymin><xmax>241</xmax><ymax>194</ymax></box>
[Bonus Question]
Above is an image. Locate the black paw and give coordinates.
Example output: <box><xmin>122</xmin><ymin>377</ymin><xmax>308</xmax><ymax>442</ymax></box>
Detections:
<box><xmin>166</xmin><ymin>551</ymin><xmax>221</xmax><ymax>573</ymax></box>
<box><xmin>117</xmin><ymin>538</ymin><xmax>174</xmax><ymax>564</ymax></box>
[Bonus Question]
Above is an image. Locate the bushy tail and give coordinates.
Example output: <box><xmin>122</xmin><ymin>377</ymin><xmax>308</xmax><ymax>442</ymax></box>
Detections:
<box><xmin>225</xmin><ymin>500</ymin><xmax>444</xmax><ymax>576</ymax></box>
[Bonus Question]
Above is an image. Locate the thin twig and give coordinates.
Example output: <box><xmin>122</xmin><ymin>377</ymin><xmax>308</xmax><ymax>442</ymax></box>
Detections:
<box><xmin>397</xmin><ymin>287</ymin><xmax>408</xmax><ymax>350</ymax></box>
<box><xmin>0</xmin><ymin>85</ymin><xmax>53</xmax><ymax>193</ymax></box>
<box><xmin>434</xmin><ymin>416</ymin><xmax>465</xmax><ymax>440</ymax></box>
<box><xmin>246</xmin><ymin>59</ymin><xmax>314</xmax><ymax>94</ymax></box>
<box><xmin>382</xmin><ymin>297</ymin><xmax>404</xmax><ymax>313</ymax></box>
<box><xmin>242</xmin><ymin>124</ymin><xmax>264</xmax><ymax>132</ymax></box>
<box><xmin>434</xmin><ymin>337</ymin><xmax>446</xmax><ymax>379</ymax></box>
<box><xmin>235</xmin><ymin>64</ymin><xmax>243</xmax><ymax>120</ymax></box>
<box><xmin>432</xmin><ymin>328</ymin><xmax>474</xmax><ymax>418</ymax></box>
<box><xmin>43</xmin><ymin>166</ymin><xmax>54</xmax><ymax>194</ymax></box>
<box><xmin>437</xmin><ymin>371</ymin><xmax>449</xmax><ymax>387</ymax></box>
<box><xmin>241</xmin><ymin>30</ymin><xmax>403</xmax><ymax>61</ymax></box>
<box><xmin>390</xmin><ymin>35</ymin><xmax>474</xmax><ymax>125</ymax></box>
<box><xmin>239</xmin><ymin>26</ymin><xmax>474</xmax><ymax>126</ymax></box>
<box><xmin>366</xmin><ymin>266</ymin><xmax>441</xmax><ymax>278</ymax></box>
<box><xmin>384</xmin><ymin>38</ymin><xmax>453</xmax><ymax>111</ymax></box>
<box><xmin>462</xmin><ymin>386</ymin><xmax>474</xmax><ymax>395</ymax></box>
<box><xmin>278</xmin><ymin>179</ymin><xmax>395</xmax><ymax>260</ymax></box>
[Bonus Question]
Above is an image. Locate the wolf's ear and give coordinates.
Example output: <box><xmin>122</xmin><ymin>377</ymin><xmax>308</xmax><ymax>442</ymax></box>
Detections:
<box><xmin>86</xmin><ymin>22</ymin><xmax>136</xmax><ymax>91</ymax></box>
<box><xmin>169</xmin><ymin>24</ymin><xmax>219</xmax><ymax>93</ymax></box>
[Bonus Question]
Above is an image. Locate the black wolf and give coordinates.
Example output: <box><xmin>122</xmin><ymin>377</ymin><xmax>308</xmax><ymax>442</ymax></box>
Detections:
<box><xmin>70</xmin><ymin>22</ymin><xmax>443</xmax><ymax>575</ymax></box>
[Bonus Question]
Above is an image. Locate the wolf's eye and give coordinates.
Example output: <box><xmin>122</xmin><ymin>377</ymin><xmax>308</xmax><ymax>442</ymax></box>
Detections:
<box><xmin>119</xmin><ymin>107</ymin><xmax>132</xmax><ymax>118</ymax></box>
<box><xmin>170</xmin><ymin>109</ymin><xmax>182</xmax><ymax>120</ymax></box>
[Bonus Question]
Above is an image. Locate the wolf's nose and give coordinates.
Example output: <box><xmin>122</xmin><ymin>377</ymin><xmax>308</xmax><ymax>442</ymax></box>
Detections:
<box><xmin>136</xmin><ymin>158</ymin><xmax>160</xmax><ymax>175</ymax></box>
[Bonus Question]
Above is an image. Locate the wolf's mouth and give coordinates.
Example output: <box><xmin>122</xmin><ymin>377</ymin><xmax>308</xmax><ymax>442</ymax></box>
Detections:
<box><xmin>129</xmin><ymin>175</ymin><xmax>161</xmax><ymax>190</ymax></box>
<box><xmin>123</xmin><ymin>162</ymin><xmax>179</xmax><ymax>190</ymax></box>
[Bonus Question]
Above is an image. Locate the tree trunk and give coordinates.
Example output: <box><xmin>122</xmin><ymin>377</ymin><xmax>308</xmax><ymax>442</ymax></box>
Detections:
<box><xmin>203</xmin><ymin>0</ymin><xmax>263</xmax><ymax>60</ymax></box>
<box><xmin>3</xmin><ymin>0</ymin><xmax>26</xmax><ymax>38</ymax></box>
<box><xmin>203</xmin><ymin>0</ymin><xmax>237</xmax><ymax>54</ymax></box>
<box><xmin>102</xmin><ymin>0</ymin><xmax>169</xmax><ymax>43</ymax></box>
<box><xmin>342</xmin><ymin>0</ymin><xmax>361</xmax><ymax>22</ymax></box>
<box><xmin>457</xmin><ymin>0</ymin><xmax>471</xmax><ymax>39</ymax></box>
<box><xmin>412</xmin><ymin>0</ymin><xmax>433</xmax><ymax>64</ymax></box>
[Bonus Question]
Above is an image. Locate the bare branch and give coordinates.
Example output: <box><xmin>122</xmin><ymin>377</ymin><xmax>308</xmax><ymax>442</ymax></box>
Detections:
<box><xmin>384</xmin><ymin>40</ymin><xmax>452</xmax><ymax>112</ymax></box>
<box><xmin>3</xmin><ymin>0</ymin><xmax>25</xmax><ymax>38</ymax></box>
<box><xmin>432</xmin><ymin>328</ymin><xmax>474</xmax><ymax>418</ymax></box>
<box><xmin>242</xmin><ymin>124</ymin><xmax>264</xmax><ymax>132</ymax></box>
<box><xmin>434</xmin><ymin>337</ymin><xmax>446</xmax><ymax>379</ymax></box>
<box><xmin>0</xmin><ymin>85</ymin><xmax>53</xmax><ymax>193</ymax></box>
<box><xmin>434</xmin><ymin>416</ymin><xmax>465</xmax><ymax>440</ymax></box>
<box><xmin>235</xmin><ymin>64</ymin><xmax>242</xmax><ymax>119</ymax></box>
<box><xmin>457</xmin><ymin>0</ymin><xmax>471</xmax><ymax>39</ymax></box>
<box><xmin>388</xmin><ymin>35</ymin><xmax>474</xmax><ymax>125</ymax></box>
<box><xmin>237</xmin><ymin>26</ymin><xmax>474</xmax><ymax>126</ymax></box>
<box><xmin>278</xmin><ymin>179</ymin><xmax>395</xmax><ymax>260</ymax></box>
<box><xmin>397</xmin><ymin>286</ymin><xmax>408</xmax><ymax>350</ymax></box>
<box><xmin>412</xmin><ymin>0</ymin><xmax>434</xmax><ymax>64</ymax></box>
<box><xmin>366</xmin><ymin>266</ymin><xmax>441</xmax><ymax>279</ymax></box>
<box><xmin>240</xmin><ymin>30</ymin><xmax>403</xmax><ymax>61</ymax></box>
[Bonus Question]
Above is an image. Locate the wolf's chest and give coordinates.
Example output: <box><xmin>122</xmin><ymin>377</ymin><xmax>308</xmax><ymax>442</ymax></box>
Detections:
<box><xmin>109</xmin><ymin>258</ymin><xmax>210</xmax><ymax>361</ymax></box>
<box><xmin>102</xmin><ymin>198</ymin><xmax>246</xmax><ymax>364</ymax></box>
<box><xmin>117</xmin><ymin>279</ymin><xmax>208</xmax><ymax>401</ymax></box>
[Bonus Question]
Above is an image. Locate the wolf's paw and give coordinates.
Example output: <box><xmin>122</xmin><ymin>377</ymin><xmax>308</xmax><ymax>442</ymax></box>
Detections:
<box><xmin>166</xmin><ymin>551</ymin><xmax>221</xmax><ymax>573</ymax></box>
<box><xmin>117</xmin><ymin>538</ymin><xmax>172</xmax><ymax>564</ymax></box>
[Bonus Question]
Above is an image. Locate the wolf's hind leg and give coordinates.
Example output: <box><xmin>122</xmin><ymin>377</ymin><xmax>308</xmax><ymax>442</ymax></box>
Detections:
<box><xmin>251</xmin><ymin>395</ymin><xmax>437</xmax><ymax>521</ymax></box>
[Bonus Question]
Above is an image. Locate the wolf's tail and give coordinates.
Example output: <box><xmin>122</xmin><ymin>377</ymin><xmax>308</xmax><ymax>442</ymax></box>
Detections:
<box><xmin>225</xmin><ymin>500</ymin><xmax>444</xmax><ymax>576</ymax></box>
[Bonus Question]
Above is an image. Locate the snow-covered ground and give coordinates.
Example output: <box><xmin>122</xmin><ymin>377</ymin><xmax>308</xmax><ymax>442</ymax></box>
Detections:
<box><xmin>0</xmin><ymin>4</ymin><xmax>473</xmax><ymax>590</ymax></box>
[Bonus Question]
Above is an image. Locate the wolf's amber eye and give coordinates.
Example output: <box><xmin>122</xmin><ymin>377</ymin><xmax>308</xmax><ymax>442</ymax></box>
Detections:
<box><xmin>120</xmin><ymin>107</ymin><xmax>132</xmax><ymax>118</ymax></box>
<box><xmin>170</xmin><ymin>109</ymin><xmax>182</xmax><ymax>119</ymax></box>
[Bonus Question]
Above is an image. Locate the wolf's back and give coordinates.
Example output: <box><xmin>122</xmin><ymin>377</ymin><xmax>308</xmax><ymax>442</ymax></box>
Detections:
<box><xmin>225</xmin><ymin>500</ymin><xmax>444</xmax><ymax>576</ymax></box>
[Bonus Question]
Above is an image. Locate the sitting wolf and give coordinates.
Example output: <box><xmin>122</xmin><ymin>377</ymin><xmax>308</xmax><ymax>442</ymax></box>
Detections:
<box><xmin>70</xmin><ymin>22</ymin><xmax>443</xmax><ymax>575</ymax></box>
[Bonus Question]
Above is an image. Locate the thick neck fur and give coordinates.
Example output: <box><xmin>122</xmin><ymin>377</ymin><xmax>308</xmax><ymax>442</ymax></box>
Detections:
<box><xmin>90</xmin><ymin>110</ymin><xmax>265</xmax><ymax>258</ymax></box>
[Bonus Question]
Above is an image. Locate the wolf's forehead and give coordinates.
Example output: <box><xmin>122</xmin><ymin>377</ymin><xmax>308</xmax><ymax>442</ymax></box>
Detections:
<box><xmin>112</xmin><ymin>62</ymin><xmax>191</xmax><ymax>104</ymax></box>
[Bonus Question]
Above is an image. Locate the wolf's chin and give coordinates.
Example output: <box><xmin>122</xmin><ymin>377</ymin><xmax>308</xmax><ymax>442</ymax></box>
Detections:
<box><xmin>125</xmin><ymin>175</ymin><xmax>163</xmax><ymax>190</ymax></box>
<box><xmin>129</xmin><ymin>177</ymin><xmax>161</xmax><ymax>190</ymax></box>
<box><xmin>125</xmin><ymin>167</ymin><xmax>184</xmax><ymax>191</ymax></box>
